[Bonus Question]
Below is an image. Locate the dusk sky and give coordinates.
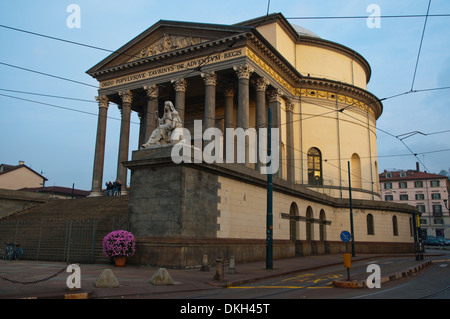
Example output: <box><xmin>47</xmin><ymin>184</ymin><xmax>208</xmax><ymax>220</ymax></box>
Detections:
<box><xmin>1</xmin><ymin>0</ymin><xmax>449</xmax><ymax>191</ymax></box>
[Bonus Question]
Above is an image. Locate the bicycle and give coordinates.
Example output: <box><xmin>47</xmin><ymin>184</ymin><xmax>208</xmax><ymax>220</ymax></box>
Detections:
<box><xmin>13</xmin><ymin>243</ymin><xmax>23</xmax><ymax>260</ymax></box>
<box><xmin>2</xmin><ymin>242</ymin><xmax>14</xmax><ymax>260</ymax></box>
<box><xmin>2</xmin><ymin>242</ymin><xmax>23</xmax><ymax>260</ymax></box>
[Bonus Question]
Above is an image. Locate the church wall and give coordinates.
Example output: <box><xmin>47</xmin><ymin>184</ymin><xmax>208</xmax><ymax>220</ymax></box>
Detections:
<box><xmin>296</xmin><ymin>44</ymin><xmax>368</xmax><ymax>90</ymax></box>
<box><xmin>217</xmin><ymin>174</ymin><xmax>414</xmax><ymax>244</ymax></box>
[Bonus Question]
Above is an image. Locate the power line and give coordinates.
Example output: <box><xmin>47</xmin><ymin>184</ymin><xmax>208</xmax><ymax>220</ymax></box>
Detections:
<box><xmin>411</xmin><ymin>0</ymin><xmax>432</xmax><ymax>91</ymax></box>
<box><xmin>0</xmin><ymin>62</ymin><xmax>97</xmax><ymax>88</ymax></box>
<box><xmin>0</xmin><ymin>24</ymin><xmax>140</xmax><ymax>61</ymax></box>
<box><xmin>286</xmin><ymin>13</ymin><xmax>450</xmax><ymax>20</ymax></box>
<box><xmin>0</xmin><ymin>88</ymin><xmax>96</xmax><ymax>103</ymax></box>
<box><xmin>0</xmin><ymin>93</ymin><xmax>139</xmax><ymax>125</ymax></box>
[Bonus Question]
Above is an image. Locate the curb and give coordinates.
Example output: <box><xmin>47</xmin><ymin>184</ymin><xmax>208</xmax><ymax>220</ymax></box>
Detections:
<box><xmin>332</xmin><ymin>260</ymin><xmax>432</xmax><ymax>288</ymax></box>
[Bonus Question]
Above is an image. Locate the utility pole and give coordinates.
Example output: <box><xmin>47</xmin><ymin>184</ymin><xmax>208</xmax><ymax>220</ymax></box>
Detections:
<box><xmin>266</xmin><ymin>108</ymin><xmax>273</xmax><ymax>269</ymax></box>
<box><xmin>348</xmin><ymin>161</ymin><xmax>355</xmax><ymax>257</ymax></box>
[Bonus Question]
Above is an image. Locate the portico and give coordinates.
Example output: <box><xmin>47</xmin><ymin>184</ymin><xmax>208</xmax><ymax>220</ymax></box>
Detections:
<box><xmin>87</xmin><ymin>20</ymin><xmax>300</xmax><ymax>196</ymax></box>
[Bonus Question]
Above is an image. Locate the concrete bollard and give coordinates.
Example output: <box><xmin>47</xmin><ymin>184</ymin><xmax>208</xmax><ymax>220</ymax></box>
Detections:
<box><xmin>213</xmin><ymin>258</ymin><xmax>224</xmax><ymax>281</ymax></box>
<box><xmin>200</xmin><ymin>254</ymin><xmax>210</xmax><ymax>272</ymax></box>
<box><xmin>228</xmin><ymin>256</ymin><xmax>236</xmax><ymax>274</ymax></box>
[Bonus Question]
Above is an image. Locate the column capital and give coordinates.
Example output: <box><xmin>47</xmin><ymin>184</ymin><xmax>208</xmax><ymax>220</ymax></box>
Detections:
<box><xmin>233</xmin><ymin>64</ymin><xmax>254</xmax><ymax>80</ymax></box>
<box><xmin>268</xmin><ymin>89</ymin><xmax>283</xmax><ymax>103</ymax></box>
<box><xmin>118</xmin><ymin>90</ymin><xmax>133</xmax><ymax>104</ymax></box>
<box><xmin>95</xmin><ymin>95</ymin><xmax>109</xmax><ymax>108</ymax></box>
<box><xmin>286</xmin><ymin>98</ymin><xmax>295</xmax><ymax>112</ymax></box>
<box><xmin>254</xmin><ymin>77</ymin><xmax>270</xmax><ymax>92</ymax></box>
<box><xmin>201</xmin><ymin>71</ymin><xmax>217</xmax><ymax>86</ymax></box>
<box><xmin>143</xmin><ymin>84</ymin><xmax>158</xmax><ymax>99</ymax></box>
<box><xmin>172</xmin><ymin>78</ymin><xmax>187</xmax><ymax>92</ymax></box>
<box><xmin>224</xmin><ymin>87</ymin><xmax>235</xmax><ymax>98</ymax></box>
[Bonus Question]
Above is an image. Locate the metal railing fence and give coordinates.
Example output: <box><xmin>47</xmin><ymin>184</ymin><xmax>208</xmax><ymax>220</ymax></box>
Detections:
<box><xmin>0</xmin><ymin>215</ymin><xmax>128</xmax><ymax>263</ymax></box>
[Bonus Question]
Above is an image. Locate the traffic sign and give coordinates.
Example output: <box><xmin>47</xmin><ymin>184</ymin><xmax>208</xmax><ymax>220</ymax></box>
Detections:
<box><xmin>340</xmin><ymin>231</ymin><xmax>351</xmax><ymax>242</ymax></box>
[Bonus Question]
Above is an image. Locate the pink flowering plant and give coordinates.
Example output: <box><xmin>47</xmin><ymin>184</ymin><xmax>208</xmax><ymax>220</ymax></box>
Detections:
<box><xmin>102</xmin><ymin>230</ymin><xmax>136</xmax><ymax>258</ymax></box>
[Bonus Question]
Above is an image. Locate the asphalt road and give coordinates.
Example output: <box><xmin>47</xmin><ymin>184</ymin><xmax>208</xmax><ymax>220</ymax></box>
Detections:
<box><xmin>145</xmin><ymin>250</ymin><xmax>450</xmax><ymax>300</ymax></box>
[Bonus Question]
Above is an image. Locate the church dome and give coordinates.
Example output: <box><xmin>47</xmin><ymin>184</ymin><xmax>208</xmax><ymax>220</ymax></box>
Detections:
<box><xmin>292</xmin><ymin>24</ymin><xmax>320</xmax><ymax>38</ymax></box>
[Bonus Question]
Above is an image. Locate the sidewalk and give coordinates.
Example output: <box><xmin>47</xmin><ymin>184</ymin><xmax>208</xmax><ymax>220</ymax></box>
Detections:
<box><xmin>0</xmin><ymin>253</ymin><xmax>441</xmax><ymax>299</ymax></box>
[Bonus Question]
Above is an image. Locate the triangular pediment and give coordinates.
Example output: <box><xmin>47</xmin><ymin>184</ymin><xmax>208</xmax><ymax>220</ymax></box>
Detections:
<box><xmin>87</xmin><ymin>20</ymin><xmax>252</xmax><ymax>77</ymax></box>
<box><xmin>128</xmin><ymin>33</ymin><xmax>209</xmax><ymax>62</ymax></box>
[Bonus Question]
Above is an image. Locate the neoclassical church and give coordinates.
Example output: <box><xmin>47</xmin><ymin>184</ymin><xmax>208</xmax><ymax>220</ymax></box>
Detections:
<box><xmin>87</xmin><ymin>13</ymin><xmax>418</xmax><ymax>267</ymax></box>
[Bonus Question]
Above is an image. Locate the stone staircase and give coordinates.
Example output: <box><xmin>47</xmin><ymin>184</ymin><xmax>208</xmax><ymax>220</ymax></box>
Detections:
<box><xmin>0</xmin><ymin>196</ymin><xmax>129</xmax><ymax>263</ymax></box>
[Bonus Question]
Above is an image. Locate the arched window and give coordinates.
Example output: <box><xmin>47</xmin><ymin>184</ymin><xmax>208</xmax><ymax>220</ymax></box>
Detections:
<box><xmin>289</xmin><ymin>202</ymin><xmax>299</xmax><ymax>242</ymax></box>
<box><xmin>306</xmin><ymin>206</ymin><xmax>314</xmax><ymax>241</ymax></box>
<box><xmin>374</xmin><ymin>161</ymin><xmax>379</xmax><ymax>193</ymax></box>
<box><xmin>367</xmin><ymin>214</ymin><xmax>374</xmax><ymax>235</ymax></box>
<box><xmin>351</xmin><ymin>153</ymin><xmax>362</xmax><ymax>189</ymax></box>
<box><xmin>409</xmin><ymin>217</ymin><xmax>413</xmax><ymax>237</ymax></box>
<box><xmin>319</xmin><ymin>209</ymin><xmax>326</xmax><ymax>241</ymax></box>
<box><xmin>393</xmin><ymin>215</ymin><xmax>398</xmax><ymax>236</ymax></box>
<box><xmin>308</xmin><ymin>148</ymin><xmax>322</xmax><ymax>185</ymax></box>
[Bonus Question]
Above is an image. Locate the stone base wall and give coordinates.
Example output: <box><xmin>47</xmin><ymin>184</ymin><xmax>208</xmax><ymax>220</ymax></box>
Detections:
<box><xmin>125</xmin><ymin>146</ymin><xmax>419</xmax><ymax>268</ymax></box>
<box><xmin>128</xmin><ymin>237</ymin><xmax>294</xmax><ymax>268</ymax></box>
<box><xmin>128</xmin><ymin>237</ymin><xmax>415</xmax><ymax>268</ymax></box>
<box><xmin>0</xmin><ymin>188</ymin><xmax>49</xmax><ymax>219</ymax></box>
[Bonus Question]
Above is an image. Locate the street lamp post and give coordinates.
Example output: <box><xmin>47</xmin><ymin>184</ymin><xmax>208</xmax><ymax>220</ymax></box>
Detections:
<box><xmin>266</xmin><ymin>108</ymin><xmax>273</xmax><ymax>270</ymax></box>
<box><xmin>348</xmin><ymin>161</ymin><xmax>355</xmax><ymax>257</ymax></box>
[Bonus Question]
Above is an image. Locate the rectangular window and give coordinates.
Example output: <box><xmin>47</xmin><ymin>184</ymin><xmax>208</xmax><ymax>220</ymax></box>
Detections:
<box><xmin>434</xmin><ymin>219</ymin><xmax>444</xmax><ymax>225</ymax></box>
<box><xmin>415</xmin><ymin>194</ymin><xmax>425</xmax><ymax>200</ymax></box>
<box><xmin>433</xmin><ymin>205</ymin><xmax>443</xmax><ymax>216</ymax></box>
<box><xmin>431</xmin><ymin>193</ymin><xmax>441</xmax><ymax>200</ymax></box>
<box><xmin>416</xmin><ymin>205</ymin><xmax>426</xmax><ymax>213</ymax></box>
<box><xmin>400</xmin><ymin>194</ymin><xmax>408</xmax><ymax>201</ymax></box>
<box><xmin>414</xmin><ymin>181</ymin><xmax>423</xmax><ymax>188</ymax></box>
<box><xmin>384</xmin><ymin>182</ymin><xmax>392</xmax><ymax>190</ymax></box>
<box><xmin>420</xmin><ymin>218</ymin><xmax>427</xmax><ymax>225</ymax></box>
<box><xmin>399</xmin><ymin>182</ymin><xmax>407</xmax><ymax>189</ymax></box>
<box><xmin>385</xmin><ymin>195</ymin><xmax>393</xmax><ymax>201</ymax></box>
<box><xmin>430</xmin><ymin>180</ymin><xmax>440</xmax><ymax>187</ymax></box>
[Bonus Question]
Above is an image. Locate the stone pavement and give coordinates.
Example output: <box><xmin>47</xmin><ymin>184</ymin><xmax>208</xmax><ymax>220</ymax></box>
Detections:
<box><xmin>0</xmin><ymin>252</ymin><xmax>443</xmax><ymax>299</ymax></box>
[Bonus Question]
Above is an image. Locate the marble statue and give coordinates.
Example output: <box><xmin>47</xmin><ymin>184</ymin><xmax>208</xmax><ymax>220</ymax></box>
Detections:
<box><xmin>141</xmin><ymin>101</ymin><xmax>184</xmax><ymax>148</ymax></box>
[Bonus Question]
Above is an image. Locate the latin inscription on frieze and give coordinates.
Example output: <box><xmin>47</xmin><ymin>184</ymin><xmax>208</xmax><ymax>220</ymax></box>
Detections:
<box><xmin>100</xmin><ymin>48</ymin><xmax>244</xmax><ymax>89</ymax></box>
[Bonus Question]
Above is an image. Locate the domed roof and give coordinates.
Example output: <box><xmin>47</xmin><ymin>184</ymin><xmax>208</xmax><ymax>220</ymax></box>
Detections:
<box><xmin>292</xmin><ymin>24</ymin><xmax>320</xmax><ymax>38</ymax></box>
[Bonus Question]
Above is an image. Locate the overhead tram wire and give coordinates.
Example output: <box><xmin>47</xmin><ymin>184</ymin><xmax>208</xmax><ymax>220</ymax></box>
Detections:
<box><xmin>411</xmin><ymin>0</ymin><xmax>432</xmax><ymax>92</ymax></box>
<box><xmin>0</xmin><ymin>88</ymin><xmax>97</xmax><ymax>104</ymax></box>
<box><xmin>0</xmin><ymin>93</ymin><xmax>139</xmax><ymax>125</ymax></box>
<box><xmin>285</xmin><ymin>13</ymin><xmax>450</xmax><ymax>20</ymax></box>
<box><xmin>0</xmin><ymin>62</ymin><xmax>98</xmax><ymax>88</ymax></box>
<box><xmin>0</xmin><ymin>24</ymin><xmax>142</xmax><ymax>61</ymax></box>
<box><xmin>271</xmin><ymin>87</ymin><xmax>442</xmax><ymax>178</ymax></box>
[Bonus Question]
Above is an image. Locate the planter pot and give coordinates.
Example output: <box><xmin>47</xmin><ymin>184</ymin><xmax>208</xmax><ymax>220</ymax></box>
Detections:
<box><xmin>114</xmin><ymin>256</ymin><xmax>127</xmax><ymax>267</ymax></box>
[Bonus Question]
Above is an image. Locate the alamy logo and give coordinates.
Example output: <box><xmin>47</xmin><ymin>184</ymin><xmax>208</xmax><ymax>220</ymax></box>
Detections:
<box><xmin>171</xmin><ymin>120</ymin><xmax>280</xmax><ymax>174</ymax></box>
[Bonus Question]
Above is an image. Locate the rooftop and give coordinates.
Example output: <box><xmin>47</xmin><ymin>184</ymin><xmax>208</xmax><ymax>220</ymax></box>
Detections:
<box><xmin>379</xmin><ymin>169</ymin><xmax>448</xmax><ymax>181</ymax></box>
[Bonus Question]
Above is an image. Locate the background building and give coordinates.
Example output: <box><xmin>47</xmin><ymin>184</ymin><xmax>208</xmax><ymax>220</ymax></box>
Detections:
<box><xmin>0</xmin><ymin>161</ymin><xmax>47</xmax><ymax>190</ymax></box>
<box><xmin>379</xmin><ymin>163</ymin><xmax>450</xmax><ymax>239</ymax></box>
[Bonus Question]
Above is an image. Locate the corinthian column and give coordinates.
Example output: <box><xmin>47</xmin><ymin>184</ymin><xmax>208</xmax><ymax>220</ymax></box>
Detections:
<box><xmin>234</xmin><ymin>65</ymin><xmax>253</xmax><ymax>130</ymax></box>
<box><xmin>201</xmin><ymin>71</ymin><xmax>217</xmax><ymax>130</ymax></box>
<box><xmin>286</xmin><ymin>98</ymin><xmax>295</xmax><ymax>183</ymax></box>
<box><xmin>234</xmin><ymin>64</ymin><xmax>254</xmax><ymax>167</ymax></box>
<box><xmin>223</xmin><ymin>87</ymin><xmax>235</xmax><ymax>160</ymax></box>
<box><xmin>116</xmin><ymin>90</ymin><xmax>133</xmax><ymax>195</ymax></box>
<box><xmin>268</xmin><ymin>89</ymin><xmax>283</xmax><ymax>179</ymax></box>
<box><xmin>173</xmin><ymin>79</ymin><xmax>187</xmax><ymax>124</ymax></box>
<box><xmin>89</xmin><ymin>95</ymin><xmax>109</xmax><ymax>197</ymax></box>
<box><xmin>143</xmin><ymin>84</ymin><xmax>159</xmax><ymax>143</ymax></box>
<box><xmin>254</xmin><ymin>77</ymin><xmax>269</xmax><ymax>171</ymax></box>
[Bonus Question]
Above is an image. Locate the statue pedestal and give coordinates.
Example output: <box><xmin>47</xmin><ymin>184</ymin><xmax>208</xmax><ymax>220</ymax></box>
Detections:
<box><xmin>124</xmin><ymin>144</ymin><xmax>294</xmax><ymax>268</ymax></box>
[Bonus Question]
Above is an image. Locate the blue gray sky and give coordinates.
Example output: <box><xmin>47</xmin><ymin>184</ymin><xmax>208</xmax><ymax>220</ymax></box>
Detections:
<box><xmin>1</xmin><ymin>0</ymin><xmax>449</xmax><ymax>190</ymax></box>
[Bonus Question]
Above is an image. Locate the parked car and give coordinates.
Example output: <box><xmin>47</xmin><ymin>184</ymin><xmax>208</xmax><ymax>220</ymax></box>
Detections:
<box><xmin>423</xmin><ymin>236</ymin><xmax>450</xmax><ymax>246</ymax></box>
